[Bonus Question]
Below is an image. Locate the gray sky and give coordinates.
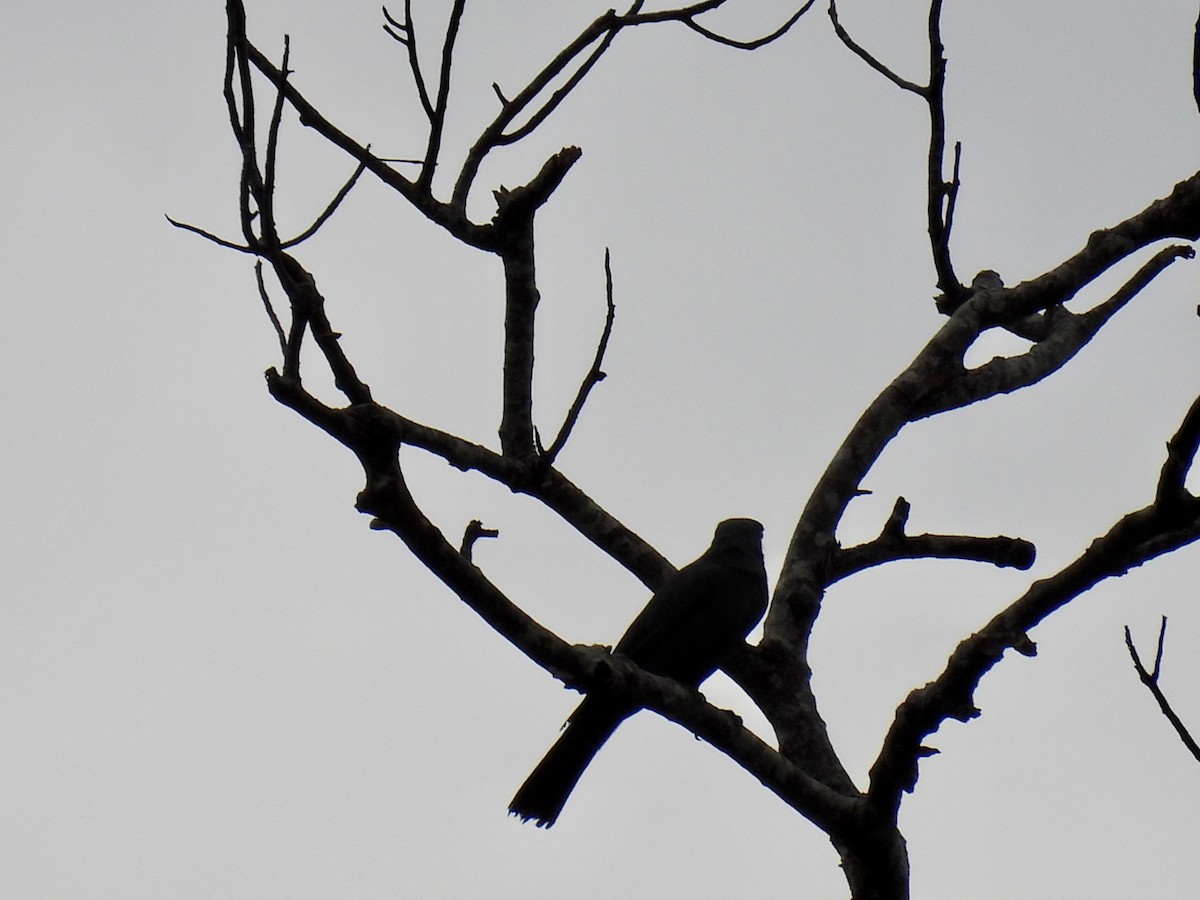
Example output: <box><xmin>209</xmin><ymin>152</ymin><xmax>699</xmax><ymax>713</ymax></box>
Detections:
<box><xmin>5</xmin><ymin>1</ymin><xmax>1200</xmax><ymax>896</ymax></box>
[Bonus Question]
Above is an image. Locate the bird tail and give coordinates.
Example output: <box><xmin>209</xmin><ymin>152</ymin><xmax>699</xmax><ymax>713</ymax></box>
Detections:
<box><xmin>509</xmin><ymin>697</ymin><xmax>627</xmax><ymax>828</ymax></box>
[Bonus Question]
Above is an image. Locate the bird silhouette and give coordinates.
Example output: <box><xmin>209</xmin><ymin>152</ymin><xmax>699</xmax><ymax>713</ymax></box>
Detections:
<box><xmin>509</xmin><ymin>518</ymin><xmax>768</xmax><ymax>827</ymax></box>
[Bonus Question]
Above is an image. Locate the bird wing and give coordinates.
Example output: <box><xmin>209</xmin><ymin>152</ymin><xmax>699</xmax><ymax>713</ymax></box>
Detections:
<box><xmin>612</xmin><ymin>557</ymin><xmax>715</xmax><ymax>664</ymax></box>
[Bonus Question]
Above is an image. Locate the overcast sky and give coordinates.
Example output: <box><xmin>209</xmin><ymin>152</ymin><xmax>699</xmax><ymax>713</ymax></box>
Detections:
<box><xmin>5</xmin><ymin>1</ymin><xmax>1200</xmax><ymax>897</ymax></box>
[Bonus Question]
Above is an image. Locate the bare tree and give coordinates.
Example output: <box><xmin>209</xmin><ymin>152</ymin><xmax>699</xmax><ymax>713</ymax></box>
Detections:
<box><xmin>175</xmin><ymin>2</ymin><xmax>1200</xmax><ymax>897</ymax></box>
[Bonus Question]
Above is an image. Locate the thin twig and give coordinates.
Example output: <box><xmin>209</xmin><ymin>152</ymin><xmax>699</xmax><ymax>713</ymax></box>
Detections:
<box><xmin>262</xmin><ymin>35</ymin><xmax>292</xmax><ymax>239</ymax></box>
<box><xmin>385</xmin><ymin>1</ymin><xmax>435</xmax><ymax>119</ymax></box>
<box><xmin>281</xmin><ymin>156</ymin><xmax>370</xmax><ymax>248</ymax></box>
<box><xmin>682</xmin><ymin>0</ymin><xmax>815</xmax><ymax>50</ymax></box>
<box><xmin>420</xmin><ymin>0</ymin><xmax>466</xmax><ymax>188</ymax></box>
<box><xmin>164</xmin><ymin>215</ymin><xmax>254</xmax><ymax>252</ymax></box>
<box><xmin>827</xmin><ymin>0</ymin><xmax>926</xmax><ymax>95</ymax></box>
<box><xmin>941</xmin><ymin>140</ymin><xmax>962</xmax><ymax>258</ymax></box>
<box><xmin>544</xmin><ymin>249</ymin><xmax>618</xmax><ymax>465</ymax></box>
<box><xmin>255</xmin><ymin>261</ymin><xmax>289</xmax><ymax>357</ymax></box>
<box><xmin>451</xmin><ymin>0</ymin><xmax>809</xmax><ymax>209</ymax></box>
<box><xmin>502</xmin><ymin>41</ymin><xmax>615</xmax><ymax>148</ymax></box>
<box><xmin>224</xmin><ymin>1</ymin><xmax>260</xmax><ymax>246</ymax></box>
<box><xmin>1125</xmin><ymin>618</ymin><xmax>1200</xmax><ymax>763</ymax></box>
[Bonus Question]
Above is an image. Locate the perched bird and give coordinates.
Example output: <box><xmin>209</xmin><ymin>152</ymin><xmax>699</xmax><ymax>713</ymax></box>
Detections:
<box><xmin>509</xmin><ymin>518</ymin><xmax>768</xmax><ymax>828</ymax></box>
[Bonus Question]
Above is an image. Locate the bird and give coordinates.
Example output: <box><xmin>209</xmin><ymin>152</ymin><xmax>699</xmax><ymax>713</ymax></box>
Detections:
<box><xmin>509</xmin><ymin>517</ymin><xmax>768</xmax><ymax>828</ymax></box>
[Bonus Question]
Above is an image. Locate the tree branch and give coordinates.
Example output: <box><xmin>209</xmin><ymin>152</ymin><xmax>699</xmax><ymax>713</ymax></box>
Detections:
<box><xmin>1157</xmin><ymin>391</ymin><xmax>1200</xmax><ymax>508</ymax></box>
<box><xmin>681</xmin><ymin>0</ymin><xmax>815</xmax><ymax>50</ymax></box>
<box><xmin>980</xmin><ymin>172</ymin><xmax>1200</xmax><ymax>321</ymax></box>
<box><xmin>419</xmin><ymin>0</ymin><xmax>466</xmax><ymax>189</ymax></box>
<box><xmin>451</xmin><ymin>0</ymin><xmax>811</xmax><ymax>210</ymax></box>
<box><xmin>830</xmin><ymin>497</ymin><xmax>1035</xmax><ymax>583</ymax></box>
<box><xmin>235</xmin><ymin>24</ymin><xmax>494</xmax><ymax>248</ymax></box>
<box><xmin>542</xmin><ymin>249</ymin><xmax>617</xmax><ymax>466</ymax></box>
<box><xmin>917</xmin><ymin>244</ymin><xmax>1196</xmax><ymax>418</ymax></box>
<box><xmin>280</xmin><ymin>157</ymin><xmax>369</xmax><ymax>248</ymax></box>
<box><xmin>382</xmin><ymin>2</ymin><xmax>435</xmax><ymax>119</ymax></box>
<box><xmin>922</xmin><ymin>0</ymin><xmax>961</xmax><ymax>302</ymax></box>
<box><xmin>827</xmin><ymin>0</ymin><xmax>926</xmax><ymax>95</ymax></box>
<box><xmin>459</xmin><ymin>519</ymin><xmax>499</xmax><ymax>561</ymax></box>
<box><xmin>165</xmin><ymin>215</ymin><xmax>254</xmax><ymax>253</ymax></box>
<box><xmin>255</xmin><ymin>261</ymin><xmax>288</xmax><ymax>359</ymax></box>
<box><xmin>869</xmin><ymin>398</ymin><xmax>1200</xmax><ymax>814</ymax></box>
<box><xmin>1125</xmin><ymin>617</ymin><xmax>1200</xmax><ymax>763</ymax></box>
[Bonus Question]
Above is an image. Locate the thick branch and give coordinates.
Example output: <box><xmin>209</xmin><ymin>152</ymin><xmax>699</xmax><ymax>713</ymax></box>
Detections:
<box><xmin>994</xmin><ymin>173</ymin><xmax>1200</xmax><ymax>319</ymax></box>
<box><xmin>766</xmin><ymin>227</ymin><xmax>1197</xmax><ymax>815</ymax></box>
<box><xmin>917</xmin><ymin>245</ymin><xmax>1196</xmax><ymax>417</ymax></box>
<box><xmin>263</xmin><ymin>369</ymin><xmax>857</xmax><ymax>835</ymax></box>
<box><xmin>264</xmin><ymin>370</ymin><xmax>671</xmax><ymax>589</ymax></box>
<box><xmin>267</xmin><ymin>253</ymin><xmax>372</xmax><ymax>403</ymax></box>
<box><xmin>1157</xmin><ymin>392</ymin><xmax>1200</xmax><ymax>507</ymax></box>
<box><xmin>492</xmin><ymin>147</ymin><xmax>584</xmax><ymax>460</ymax></box>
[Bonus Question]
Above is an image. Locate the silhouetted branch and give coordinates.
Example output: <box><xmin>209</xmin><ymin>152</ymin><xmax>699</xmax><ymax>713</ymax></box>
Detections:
<box><xmin>238</xmin><ymin>30</ymin><xmax>494</xmax><ymax>248</ymax></box>
<box><xmin>1157</xmin><ymin>391</ymin><xmax>1200</xmax><ymax>508</ymax></box>
<box><xmin>419</xmin><ymin>0</ymin><xmax>466</xmax><ymax>188</ymax></box>
<box><xmin>460</xmin><ymin>519</ymin><xmax>500</xmax><ymax>560</ymax></box>
<box><xmin>994</xmin><ymin>178</ymin><xmax>1200</xmax><ymax>320</ymax></box>
<box><xmin>831</xmin><ymin>497</ymin><xmax>1035</xmax><ymax>583</ymax></box>
<box><xmin>224</xmin><ymin>0</ymin><xmax>262</xmax><ymax>248</ymax></box>
<box><xmin>165</xmin><ymin>215</ymin><xmax>253</xmax><ymax>252</ymax></box>
<box><xmin>870</xmin><ymin>397</ymin><xmax>1200</xmax><ymax>814</ymax></box>
<box><xmin>255</xmin><ymin>261</ymin><xmax>288</xmax><ymax>357</ymax></box>
<box><xmin>280</xmin><ymin>157</ymin><xmax>369</xmax><ymax>248</ymax></box>
<box><xmin>923</xmin><ymin>0</ymin><xmax>961</xmax><ymax>303</ymax></box>
<box><xmin>917</xmin><ymin>245</ymin><xmax>1196</xmax><ymax>418</ymax></box>
<box><xmin>683</xmin><ymin>0</ymin><xmax>815</xmax><ymax>50</ymax></box>
<box><xmin>261</xmin><ymin>36</ymin><xmax>291</xmax><ymax>235</ymax></box>
<box><xmin>827</xmin><ymin>0</ymin><xmax>926</xmax><ymax>95</ymax></box>
<box><xmin>543</xmin><ymin>249</ymin><xmax>617</xmax><ymax>466</ymax></box>
<box><xmin>829</xmin><ymin>0</ymin><xmax>966</xmax><ymax>315</ymax></box>
<box><xmin>342</xmin><ymin>421</ymin><xmax>857</xmax><ymax>838</ymax></box>
<box><xmin>939</xmin><ymin>139</ymin><xmax>963</xmax><ymax>274</ymax></box>
<box><xmin>451</xmin><ymin>0</ymin><xmax>811</xmax><ymax>210</ymax></box>
<box><xmin>382</xmin><ymin>2</ymin><xmax>435</xmax><ymax>119</ymax></box>
<box><xmin>1125</xmin><ymin>618</ymin><xmax>1200</xmax><ymax>763</ymax></box>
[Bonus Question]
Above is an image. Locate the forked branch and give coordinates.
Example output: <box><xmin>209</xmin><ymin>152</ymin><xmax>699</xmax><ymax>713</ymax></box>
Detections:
<box><xmin>1125</xmin><ymin>617</ymin><xmax>1200</xmax><ymax>763</ymax></box>
<box><xmin>829</xmin><ymin>497</ymin><xmax>1035</xmax><ymax>583</ymax></box>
